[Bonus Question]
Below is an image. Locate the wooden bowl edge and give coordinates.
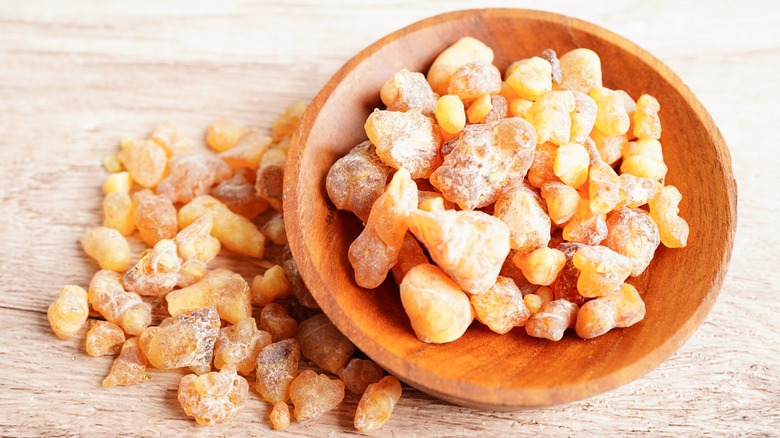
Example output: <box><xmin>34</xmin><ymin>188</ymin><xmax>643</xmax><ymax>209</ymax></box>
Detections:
<box><xmin>284</xmin><ymin>7</ymin><xmax>738</xmax><ymax>409</ymax></box>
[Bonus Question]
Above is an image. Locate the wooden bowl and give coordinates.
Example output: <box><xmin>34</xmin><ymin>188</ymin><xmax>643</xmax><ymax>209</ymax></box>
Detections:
<box><xmin>284</xmin><ymin>8</ymin><xmax>737</xmax><ymax>409</ymax></box>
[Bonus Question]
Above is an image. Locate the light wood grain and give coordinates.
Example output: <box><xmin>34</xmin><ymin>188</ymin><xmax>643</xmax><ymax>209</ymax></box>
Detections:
<box><xmin>0</xmin><ymin>0</ymin><xmax>778</xmax><ymax>436</ymax></box>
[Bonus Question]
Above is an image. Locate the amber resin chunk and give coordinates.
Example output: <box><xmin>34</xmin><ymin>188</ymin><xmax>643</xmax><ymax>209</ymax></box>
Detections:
<box><xmin>582</xmin><ymin>136</ymin><xmax>603</xmax><ymax>166</ymax></box>
<box><xmin>390</xmin><ymin>233</ymin><xmax>429</xmax><ymax>284</ymax></box>
<box><xmin>558</xmin><ymin>48</ymin><xmax>602</xmax><ymax>94</ymax></box>
<box><xmin>417</xmin><ymin>190</ymin><xmax>452</xmax><ymax>212</ymax></box>
<box><xmin>525</xmin><ymin>90</ymin><xmax>575</xmax><ymax>145</ymax></box>
<box><xmin>525</xmin><ymin>299</ymin><xmax>579</xmax><ymax>341</ymax></box>
<box><xmin>354</xmin><ymin>376</ymin><xmax>403</xmax><ymax>433</ymax></box>
<box><xmin>288</xmin><ymin>370</ymin><xmax>345</xmax><ymax>423</ymax></box>
<box><xmin>549</xmin><ymin>243</ymin><xmax>587</xmax><ymax>306</ymax></box>
<box><xmin>48</xmin><ymin>285</ymin><xmax>89</xmax><ymax>340</ymax></box>
<box><xmin>603</xmin><ymin>207</ymin><xmax>661</xmax><ymax>277</ymax></box>
<box><xmin>255</xmin><ymin>338</ymin><xmax>300</xmax><ymax>403</ymax></box>
<box><xmin>493</xmin><ymin>184</ymin><xmax>550</xmax><ymax>253</ymax></box>
<box><xmin>573</xmin><ymin>245</ymin><xmax>632</xmax><ymax>297</ymax></box>
<box><xmin>102</xmin><ymin>191</ymin><xmax>135</xmax><ymax>236</ymax></box>
<box><xmin>576</xmin><ymin>283</ymin><xmax>646</xmax><ymax>339</ymax></box>
<box><xmin>528</xmin><ymin>142</ymin><xmax>559</xmax><ymax>188</ymax></box>
<box><xmin>436</xmin><ymin>94</ymin><xmax>466</xmax><ymax>134</ymax></box>
<box><xmin>259</xmin><ymin>303</ymin><xmax>298</xmax><ymax>342</ymax></box>
<box><xmin>499</xmin><ymin>250</ymin><xmax>538</xmax><ymax>296</ymax></box>
<box><xmin>206</xmin><ymin>119</ymin><xmax>248</xmax><ymax>152</ymax></box>
<box><xmin>570</xmin><ymin>91</ymin><xmax>598</xmax><ymax>144</ymax></box>
<box><xmin>426</xmin><ymin>36</ymin><xmax>494</xmax><ymax>96</ymax></box>
<box><xmin>282</xmin><ymin>250</ymin><xmax>320</xmax><ymax>309</ymax></box>
<box><xmin>447</xmin><ymin>60</ymin><xmax>502</xmax><ymax>101</ymax></box>
<box><xmin>633</xmin><ymin>94</ymin><xmax>662</xmax><ymax>140</ymax></box>
<box><xmin>178</xmin><ymin>195</ymin><xmax>265</xmax><ymax>258</ymax></box>
<box><xmin>255</xmin><ymin>146</ymin><xmax>287</xmax><ymax>211</ymax></box>
<box><xmin>540</xmin><ymin>48</ymin><xmax>562</xmax><ymax>84</ymax></box>
<box><xmin>407</xmin><ymin>209</ymin><xmax>510</xmax><ymax>294</ymax></box>
<box><xmin>649</xmin><ymin>185</ymin><xmax>690</xmax><ymax>248</ymax></box>
<box><xmin>296</xmin><ymin>314</ymin><xmax>355</xmax><ymax>374</ymax></box>
<box><xmin>150</xmin><ymin>122</ymin><xmax>191</xmax><ymax>157</ymax></box>
<box><xmin>364</xmin><ymin>109</ymin><xmax>442</xmax><ymax>179</ymax></box>
<box><xmin>470</xmin><ymin>276</ymin><xmax>530</xmax><ymax>334</ymax></box>
<box><xmin>139</xmin><ymin>307</ymin><xmax>220</xmax><ymax>373</ymax></box>
<box><xmin>523</xmin><ymin>293</ymin><xmax>543</xmax><ymax>315</ymax></box>
<box><xmin>505</xmin><ymin>56</ymin><xmax>552</xmax><ymax>101</ymax></box>
<box><xmin>429</xmin><ymin>117</ymin><xmax>536</xmax><ymax>210</ymax></box>
<box><xmin>588</xmin><ymin>160</ymin><xmax>622</xmax><ymax>214</ymax></box>
<box><xmin>174</xmin><ymin>213</ymin><xmax>221</xmax><ymax>262</ymax></box>
<box><xmin>616</xmin><ymin>173</ymin><xmax>658</xmax><ymax>209</ymax></box>
<box><xmin>514</xmin><ymin>247</ymin><xmax>566</xmax><ymax>286</ymax></box>
<box><xmin>88</xmin><ymin>270</ymin><xmax>151</xmax><ymax>336</ymax></box>
<box><xmin>178</xmin><ymin>364</ymin><xmax>249</xmax><ymax>426</ymax></box>
<box><xmin>540</xmin><ymin>181</ymin><xmax>580</xmax><ymax>225</ymax></box>
<box><xmin>590</xmin><ymin>128</ymin><xmax>626</xmax><ymax>166</ymax></box>
<box><xmin>620</xmin><ymin>138</ymin><xmax>668</xmax><ymax>182</ymax></box>
<box><xmin>166</xmin><ymin>269</ymin><xmax>252</xmax><ymax>325</ymax></box>
<box><xmin>174</xmin><ymin>214</ymin><xmax>221</xmax><ymax>288</ymax></box>
<box><xmin>86</xmin><ymin>320</ymin><xmax>125</xmax><ymax>357</ymax></box>
<box><xmin>102</xmin><ymin>155</ymin><xmax>124</xmax><ymax>173</ymax></box>
<box><xmin>380</xmin><ymin>69</ymin><xmax>439</xmax><ymax>116</ymax></box>
<box><xmin>269</xmin><ymin>402</ymin><xmax>291</xmax><ymax>430</ymax></box>
<box><xmin>590</xmin><ymin>87</ymin><xmax>630</xmax><ymax>137</ymax></box>
<box><xmin>260</xmin><ymin>212</ymin><xmax>287</xmax><ymax>245</ymax></box>
<box><xmin>271</xmin><ymin>101</ymin><xmax>307</xmax><ymax>141</ymax></box>
<box><xmin>467</xmin><ymin>93</ymin><xmax>493</xmax><ymax>124</ymax></box>
<box><xmin>348</xmin><ymin>168</ymin><xmax>417</xmax><ymax>289</ymax></box>
<box><xmin>484</xmin><ymin>95</ymin><xmax>509</xmax><ymax>123</ymax></box>
<box><xmin>210</xmin><ymin>168</ymin><xmax>269</xmax><ymax>219</ymax></box>
<box><xmin>102</xmin><ymin>171</ymin><xmax>132</xmax><ymax>194</ymax></box>
<box><xmin>554</xmin><ymin>142</ymin><xmax>589</xmax><ymax>188</ymax></box>
<box><xmin>562</xmin><ymin>199</ymin><xmax>608</xmax><ymax>246</ymax></box>
<box><xmin>103</xmin><ymin>337</ymin><xmax>148</xmax><ymax>387</ymax></box>
<box><xmin>133</xmin><ymin>189</ymin><xmax>178</xmax><ymax>247</ymax></box>
<box><xmin>123</xmin><ymin>239</ymin><xmax>181</xmax><ymax>297</ymax></box>
<box><xmin>80</xmin><ymin>226</ymin><xmax>131</xmax><ymax>273</ymax></box>
<box><xmin>339</xmin><ymin>358</ymin><xmax>384</xmax><ymax>395</ymax></box>
<box><xmin>509</xmin><ymin>97</ymin><xmax>532</xmax><ymax>119</ymax></box>
<box><xmin>326</xmin><ymin>140</ymin><xmax>392</xmax><ymax>222</ymax></box>
<box><xmin>251</xmin><ymin>265</ymin><xmax>291</xmax><ymax>306</ymax></box>
<box><xmin>218</xmin><ymin>130</ymin><xmax>272</xmax><ymax>170</ymax></box>
<box><xmin>617</xmin><ymin>89</ymin><xmax>638</xmax><ymax>139</ymax></box>
<box><xmin>117</xmin><ymin>138</ymin><xmax>167</xmax><ymax>188</ymax></box>
<box><xmin>156</xmin><ymin>153</ymin><xmax>232</xmax><ymax>204</ymax></box>
<box><xmin>400</xmin><ymin>264</ymin><xmax>474</xmax><ymax>343</ymax></box>
<box><xmin>213</xmin><ymin>318</ymin><xmax>271</xmax><ymax>376</ymax></box>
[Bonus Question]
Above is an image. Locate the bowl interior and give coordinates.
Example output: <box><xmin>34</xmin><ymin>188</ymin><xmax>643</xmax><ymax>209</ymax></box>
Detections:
<box><xmin>285</xmin><ymin>8</ymin><xmax>736</xmax><ymax>408</ymax></box>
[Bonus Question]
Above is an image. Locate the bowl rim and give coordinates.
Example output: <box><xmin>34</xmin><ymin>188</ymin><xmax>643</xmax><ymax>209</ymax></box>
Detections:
<box><xmin>284</xmin><ymin>7</ymin><xmax>737</xmax><ymax>408</ymax></box>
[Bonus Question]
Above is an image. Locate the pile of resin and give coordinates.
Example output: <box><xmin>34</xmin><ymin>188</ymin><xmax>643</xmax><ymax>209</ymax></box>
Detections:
<box><xmin>327</xmin><ymin>37</ymin><xmax>689</xmax><ymax>344</ymax></box>
<box><xmin>47</xmin><ymin>104</ymin><xmax>401</xmax><ymax>432</ymax></box>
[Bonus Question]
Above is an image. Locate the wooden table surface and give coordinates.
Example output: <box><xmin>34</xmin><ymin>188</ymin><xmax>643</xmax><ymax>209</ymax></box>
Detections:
<box><xmin>1</xmin><ymin>1</ymin><xmax>777</xmax><ymax>436</ymax></box>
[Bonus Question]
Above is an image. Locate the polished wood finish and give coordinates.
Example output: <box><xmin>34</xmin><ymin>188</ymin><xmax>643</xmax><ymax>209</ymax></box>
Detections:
<box><xmin>285</xmin><ymin>8</ymin><xmax>737</xmax><ymax>409</ymax></box>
